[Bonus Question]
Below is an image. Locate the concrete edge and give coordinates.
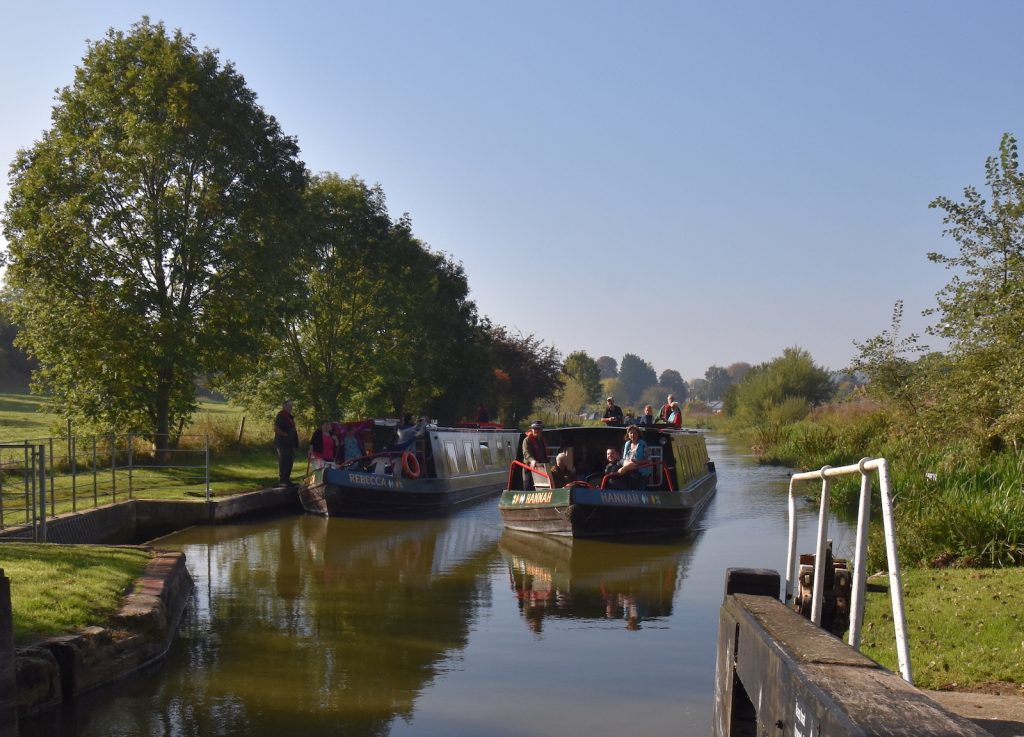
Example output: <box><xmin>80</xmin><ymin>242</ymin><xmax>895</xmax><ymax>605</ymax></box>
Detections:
<box><xmin>15</xmin><ymin>550</ymin><xmax>194</xmax><ymax>720</ymax></box>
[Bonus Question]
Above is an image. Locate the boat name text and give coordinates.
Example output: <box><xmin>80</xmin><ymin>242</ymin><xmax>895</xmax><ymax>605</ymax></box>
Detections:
<box><xmin>510</xmin><ymin>492</ymin><xmax>553</xmax><ymax>505</ymax></box>
<box><xmin>348</xmin><ymin>473</ymin><xmax>403</xmax><ymax>489</ymax></box>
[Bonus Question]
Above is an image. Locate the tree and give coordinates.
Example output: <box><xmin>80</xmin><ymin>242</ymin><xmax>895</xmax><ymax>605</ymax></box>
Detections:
<box><xmin>596</xmin><ymin>355</ymin><xmax>618</xmax><ymax>379</ymax></box>
<box><xmin>1</xmin><ymin>19</ymin><xmax>306</xmax><ymax>450</ymax></box>
<box><xmin>657</xmin><ymin>369</ymin><xmax>688</xmax><ymax>403</ymax></box>
<box><xmin>729</xmin><ymin>347</ymin><xmax>835</xmax><ymax>424</ymax></box>
<box><xmin>562</xmin><ymin>351</ymin><xmax>602</xmax><ymax>405</ymax></box>
<box><xmin>486</xmin><ymin>326</ymin><xmax>562</xmax><ymax>426</ymax></box>
<box><xmin>925</xmin><ymin>133</ymin><xmax>1024</xmax><ymax>447</ymax></box>
<box><xmin>726</xmin><ymin>362</ymin><xmax>752</xmax><ymax>384</ymax></box>
<box><xmin>0</xmin><ymin>301</ymin><xmax>35</xmax><ymax>390</ymax></box>
<box><xmin>850</xmin><ymin>300</ymin><xmax>925</xmax><ymax>407</ymax></box>
<box><xmin>617</xmin><ymin>354</ymin><xmax>657</xmax><ymax>405</ymax></box>
<box><xmin>227</xmin><ymin>174</ymin><xmax>485</xmax><ymax>425</ymax></box>
<box><xmin>704</xmin><ymin>365</ymin><xmax>733</xmax><ymax>402</ymax></box>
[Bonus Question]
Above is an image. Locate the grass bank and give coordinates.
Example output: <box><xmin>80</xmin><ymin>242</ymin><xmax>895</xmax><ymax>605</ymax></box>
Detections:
<box><xmin>1</xmin><ymin>543</ymin><xmax>153</xmax><ymax>644</ymax></box>
<box><xmin>862</xmin><ymin>567</ymin><xmax>1024</xmax><ymax>692</ymax></box>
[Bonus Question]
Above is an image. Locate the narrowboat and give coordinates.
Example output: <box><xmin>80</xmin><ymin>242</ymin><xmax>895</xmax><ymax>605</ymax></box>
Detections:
<box><xmin>498</xmin><ymin>424</ymin><xmax>716</xmax><ymax>537</ymax></box>
<box><xmin>299</xmin><ymin>420</ymin><xmax>523</xmax><ymax>516</ymax></box>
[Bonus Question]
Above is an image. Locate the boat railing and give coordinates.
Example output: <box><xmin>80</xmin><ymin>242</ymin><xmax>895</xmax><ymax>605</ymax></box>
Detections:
<box><xmin>506</xmin><ymin>458</ymin><xmax>669</xmax><ymax>491</ymax></box>
<box><xmin>785</xmin><ymin>458</ymin><xmax>911</xmax><ymax>683</ymax></box>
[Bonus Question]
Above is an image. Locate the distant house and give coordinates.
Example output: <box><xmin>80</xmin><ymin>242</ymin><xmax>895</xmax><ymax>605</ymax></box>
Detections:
<box><xmin>706</xmin><ymin>401</ymin><xmax>724</xmax><ymax>414</ymax></box>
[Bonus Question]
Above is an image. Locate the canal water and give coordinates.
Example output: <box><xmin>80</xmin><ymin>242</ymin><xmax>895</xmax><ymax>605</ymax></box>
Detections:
<box><xmin>38</xmin><ymin>435</ymin><xmax>858</xmax><ymax>737</ymax></box>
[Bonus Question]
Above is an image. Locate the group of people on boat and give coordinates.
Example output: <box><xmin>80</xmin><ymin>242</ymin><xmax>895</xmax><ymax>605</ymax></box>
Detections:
<box><xmin>522</xmin><ymin>420</ymin><xmax>656</xmax><ymax>491</ymax></box>
<box><xmin>600</xmin><ymin>394</ymin><xmax>683</xmax><ymax>429</ymax></box>
<box><xmin>308</xmin><ymin>413</ymin><xmax>425</xmax><ymax>471</ymax></box>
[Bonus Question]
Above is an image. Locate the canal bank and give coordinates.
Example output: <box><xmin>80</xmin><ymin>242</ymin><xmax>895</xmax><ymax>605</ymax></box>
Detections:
<box><xmin>2</xmin><ymin>485</ymin><xmax>299</xmax><ymax>734</ymax></box>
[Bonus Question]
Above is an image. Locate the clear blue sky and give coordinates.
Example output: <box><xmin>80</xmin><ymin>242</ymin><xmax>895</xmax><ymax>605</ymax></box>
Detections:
<box><xmin>2</xmin><ymin>2</ymin><xmax>1021</xmax><ymax>382</ymax></box>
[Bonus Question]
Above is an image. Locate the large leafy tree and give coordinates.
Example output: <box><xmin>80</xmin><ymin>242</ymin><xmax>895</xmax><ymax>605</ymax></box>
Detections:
<box><xmin>617</xmin><ymin>353</ymin><xmax>657</xmax><ymax>405</ymax></box>
<box><xmin>562</xmin><ymin>351</ymin><xmax>602</xmax><ymax>404</ymax></box>
<box><xmin>1</xmin><ymin>19</ymin><xmax>306</xmax><ymax>448</ymax></box>
<box><xmin>729</xmin><ymin>347</ymin><xmax>834</xmax><ymax>424</ymax></box>
<box><xmin>486</xmin><ymin>326</ymin><xmax>561</xmax><ymax>426</ymax></box>
<box><xmin>596</xmin><ymin>355</ymin><xmax>618</xmax><ymax>379</ymax></box>
<box><xmin>228</xmin><ymin>174</ymin><xmax>483</xmax><ymax>424</ymax></box>
<box><xmin>925</xmin><ymin>133</ymin><xmax>1024</xmax><ymax>448</ymax></box>
<box><xmin>657</xmin><ymin>369</ymin><xmax>688</xmax><ymax>403</ymax></box>
<box><xmin>704</xmin><ymin>365</ymin><xmax>733</xmax><ymax>402</ymax></box>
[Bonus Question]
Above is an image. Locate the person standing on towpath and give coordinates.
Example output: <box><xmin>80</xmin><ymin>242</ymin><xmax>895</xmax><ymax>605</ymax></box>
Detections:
<box><xmin>274</xmin><ymin>400</ymin><xmax>300</xmax><ymax>489</ymax></box>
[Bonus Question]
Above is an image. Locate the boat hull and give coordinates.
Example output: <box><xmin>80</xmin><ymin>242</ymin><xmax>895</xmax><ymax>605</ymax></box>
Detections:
<box><xmin>499</xmin><ymin>471</ymin><xmax>717</xmax><ymax>537</ymax></box>
<box><xmin>300</xmin><ymin>467</ymin><xmax>509</xmax><ymax>517</ymax></box>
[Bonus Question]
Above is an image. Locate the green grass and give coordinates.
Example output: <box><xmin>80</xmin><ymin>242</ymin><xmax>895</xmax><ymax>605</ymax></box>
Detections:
<box><xmin>0</xmin><ymin>392</ymin><xmax>284</xmax><ymax>527</ymax></box>
<box><xmin>0</xmin><ymin>393</ymin><xmax>57</xmax><ymax>442</ymax></box>
<box><xmin>860</xmin><ymin>567</ymin><xmax>1024</xmax><ymax>690</ymax></box>
<box><xmin>1</xmin><ymin>543</ymin><xmax>153</xmax><ymax>644</ymax></box>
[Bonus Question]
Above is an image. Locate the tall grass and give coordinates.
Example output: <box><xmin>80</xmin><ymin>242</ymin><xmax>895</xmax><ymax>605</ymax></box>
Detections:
<box><xmin>732</xmin><ymin>397</ymin><xmax>1024</xmax><ymax>569</ymax></box>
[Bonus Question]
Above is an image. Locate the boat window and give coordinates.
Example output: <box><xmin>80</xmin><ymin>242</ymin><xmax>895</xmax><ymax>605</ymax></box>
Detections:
<box><xmin>444</xmin><ymin>441</ymin><xmax>460</xmax><ymax>474</ymax></box>
<box><xmin>464</xmin><ymin>441</ymin><xmax>477</xmax><ymax>472</ymax></box>
<box><xmin>479</xmin><ymin>442</ymin><xmax>492</xmax><ymax>468</ymax></box>
<box><xmin>494</xmin><ymin>442</ymin><xmax>505</xmax><ymax>465</ymax></box>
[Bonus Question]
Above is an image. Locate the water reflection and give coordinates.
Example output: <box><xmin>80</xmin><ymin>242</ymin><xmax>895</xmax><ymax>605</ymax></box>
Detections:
<box><xmin>54</xmin><ymin>508</ymin><xmax>502</xmax><ymax>737</ymax></box>
<box><xmin>24</xmin><ymin>433</ymin><xmax>859</xmax><ymax>737</ymax></box>
<box><xmin>500</xmin><ymin>530</ymin><xmax>694</xmax><ymax>633</ymax></box>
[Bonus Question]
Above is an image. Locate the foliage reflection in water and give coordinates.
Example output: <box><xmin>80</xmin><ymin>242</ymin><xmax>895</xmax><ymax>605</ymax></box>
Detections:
<box><xmin>25</xmin><ymin>434</ymin><xmax>850</xmax><ymax>737</ymax></box>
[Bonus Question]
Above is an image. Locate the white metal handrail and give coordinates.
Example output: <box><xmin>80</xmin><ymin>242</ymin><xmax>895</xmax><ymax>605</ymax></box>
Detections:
<box><xmin>785</xmin><ymin>457</ymin><xmax>912</xmax><ymax>684</ymax></box>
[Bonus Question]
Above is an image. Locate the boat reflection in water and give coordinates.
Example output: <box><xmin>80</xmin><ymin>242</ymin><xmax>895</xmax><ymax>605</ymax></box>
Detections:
<box><xmin>499</xmin><ymin>529</ymin><xmax>695</xmax><ymax>634</ymax></box>
<box><xmin>39</xmin><ymin>507</ymin><xmax>502</xmax><ymax>737</ymax></box>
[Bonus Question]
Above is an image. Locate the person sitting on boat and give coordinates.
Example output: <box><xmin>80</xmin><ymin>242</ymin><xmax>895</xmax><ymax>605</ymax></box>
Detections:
<box><xmin>522</xmin><ymin>420</ymin><xmax>548</xmax><ymax>490</ymax></box>
<box><xmin>617</xmin><ymin>424</ymin><xmax>653</xmax><ymax>488</ymax></box>
<box><xmin>638</xmin><ymin>405</ymin><xmax>656</xmax><ymax>427</ymax></box>
<box><xmin>548</xmin><ymin>449</ymin><xmax>575</xmax><ymax>488</ymax></box>
<box><xmin>666</xmin><ymin>401</ymin><xmax>683</xmax><ymax>429</ymax></box>
<box><xmin>601</xmin><ymin>446</ymin><xmax>630</xmax><ymax>488</ymax></box>
<box><xmin>392</xmin><ymin>414</ymin><xmax>423</xmax><ymax>452</ymax></box>
<box><xmin>309</xmin><ymin>420</ymin><xmax>340</xmax><ymax>470</ymax></box>
<box><xmin>601</xmin><ymin>397</ymin><xmax>624</xmax><ymax>426</ymax></box>
<box><xmin>658</xmin><ymin>394</ymin><xmax>676</xmax><ymax>423</ymax></box>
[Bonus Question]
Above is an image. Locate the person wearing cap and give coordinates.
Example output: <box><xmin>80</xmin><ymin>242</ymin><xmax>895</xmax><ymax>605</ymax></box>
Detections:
<box><xmin>522</xmin><ymin>420</ymin><xmax>548</xmax><ymax>490</ymax></box>
<box><xmin>601</xmin><ymin>397</ymin><xmax>624</xmax><ymax>426</ymax></box>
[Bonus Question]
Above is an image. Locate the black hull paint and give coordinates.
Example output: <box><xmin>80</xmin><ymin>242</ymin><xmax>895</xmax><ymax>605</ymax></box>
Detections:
<box><xmin>500</xmin><ymin>472</ymin><xmax>717</xmax><ymax>538</ymax></box>
<box><xmin>300</xmin><ymin>475</ymin><xmax>508</xmax><ymax>517</ymax></box>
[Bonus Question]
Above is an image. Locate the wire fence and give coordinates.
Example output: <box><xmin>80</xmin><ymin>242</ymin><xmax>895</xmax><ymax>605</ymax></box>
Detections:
<box><xmin>0</xmin><ymin>433</ymin><xmax>210</xmax><ymax>538</ymax></box>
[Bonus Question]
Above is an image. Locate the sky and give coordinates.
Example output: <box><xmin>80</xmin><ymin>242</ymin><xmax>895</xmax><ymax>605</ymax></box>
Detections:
<box><xmin>1</xmin><ymin>1</ymin><xmax>1022</xmax><ymax>382</ymax></box>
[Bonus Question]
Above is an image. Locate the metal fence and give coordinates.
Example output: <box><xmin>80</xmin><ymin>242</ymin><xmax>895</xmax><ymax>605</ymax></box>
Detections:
<box><xmin>0</xmin><ymin>433</ymin><xmax>210</xmax><ymax>539</ymax></box>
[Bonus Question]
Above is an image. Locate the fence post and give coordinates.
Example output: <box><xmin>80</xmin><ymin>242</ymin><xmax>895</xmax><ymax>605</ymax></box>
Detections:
<box><xmin>71</xmin><ymin>432</ymin><xmax>78</xmax><ymax>512</ymax></box>
<box><xmin>92</xmin><ymin>435</ymin><xmax>98</xmax><ymax>506</ymax></box>
<box><xmin>127</xmin><ymin>432</ymin><xmax>134</xmax><ymax>499</ymax></box>
<box><xmin>48</xmin><ymin>436</ymin><xmax>55</xmax><ymax>518</ymax></box>
<box><xmin>236</xmin><ymin>416</ymin><xmax>245</xmax><ymax>446</ymax></box>
<box><xmin>23</xmin><ymin>443</ymin><xmax>31</xmax><ymax>527</ymax></box>
<box><xmin>205</xmin><ymin>434</ymin><xmax>211</xmax><ymax>502</ymax></box>
<box><xmin>37</xmin><ymin>444</ymin><xmax>46</xmax><ymax>543</ymax></box>
<box><xmin>111</xmin><ymin>433</ymin><xmax>117</xmax><ymax>503</ymax></box>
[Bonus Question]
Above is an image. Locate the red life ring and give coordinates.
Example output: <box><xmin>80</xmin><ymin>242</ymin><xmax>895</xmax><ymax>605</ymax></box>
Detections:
<box><xmin>402</xmin><ymin>452</ymin><xmax>421</xmax><ymax>479</ymax></box>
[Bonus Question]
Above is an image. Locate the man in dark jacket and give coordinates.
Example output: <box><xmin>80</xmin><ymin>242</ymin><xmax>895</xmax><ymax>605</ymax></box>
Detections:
<box><xmin>521</xmin><ymin>420</ymin><xmax>548</xmax><ymax>490</ymax></box>
<box><xmin>274</xmin><ymin>400</ymin><xmax>300</xmax><ymax>488</ymax></box>
<box><xmin>601</xmin><ymin>397</ymin><xmax>624</xmax><ymax>426</ymax></box>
